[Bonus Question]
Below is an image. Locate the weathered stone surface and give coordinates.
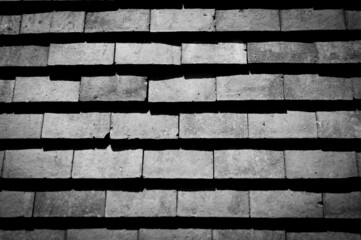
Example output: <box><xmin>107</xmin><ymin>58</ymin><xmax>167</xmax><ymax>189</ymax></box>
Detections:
<box><xmin>2</xmin><ymin>149</ymin><xmax>73</xmax><ymax>178</ymax></box>
<box><xmin>0</xmin><ymin>114</ymin><xmax>43</xmax><ymax>139</ymax></box>
<box><xmin>250</xmin><ymin>191</ymin><xmax>323</xmax><ymax>218</ymax></box>
<box><xmin>0</xmin><ymin>151</ymin><xmax>4</xmax><ymax>176</ymax></box>
<box><xmin>284</xmin><ymin>75</ymin><xmax>353</xmax><ymax>100</ymax></box>
<box><xmin>217</xmin><ymin>74</ymin><xmax>283</xmax><ymax>100</ymax></box>
<box><xmin>0</xmin><ymin>191</ymin><xmax>34</xmax><ymax>217</ymax></box>
<box><xmin>177</xmin><ymin>191</ymin><xmax>249</xmax><ymax>217</ymax></box>
<box><xmin>357</xmin><ymin>154</ymin><xmax>361</xmax><ymax>177</ymax></box>
<box><xmin>48</xmin><ymin>43</ymin><xmax>114</xmax><ymax>65</ymax></box>
<box><xmin>111</xmin><ymin>112</ymin><xmax>178</xmax><ymax>139</ymax></box>
<box><xmin>0</xmin><ymin>46</ymin><xmax>49</xmax><ymax>67</ymax></box>
<box><xmin>148</xmin><ymin>76</ymin><xmax>216</xmax><ymax>102</ymax></box>
<box><xmin>216</xmin><ymin>9</ymin><xmax>280</xmax><ymax>31</ymax></box>
<box><xmin>0</xmin><ymin>79</ymin><xmax>15</xmax><ymax>102</ymax></box>
<box><xmin>281</xmin><ymin>9</ymin><xmax>345</xmax><ymax>31</ymax></box>
<box><xmin>13</xmin><ymin>77</ymin><xmax>79</xmax><ymax>102</ymax></box>
<box><xmin>214</xmin><ymin>150</ymin><xmax>285</xmax><ymax>178</ymax></box>
<box><xmin>287</xmin><ymin>232</ymin><xmax>361</xmax><ymax>240</ymax></box>
<box><xmin>249</xmin><ymin>111</ymin><xmax>317</xmax><ymax>138</ymax></box>
<box><xmin>115</xmin><ymin>43</ymin><xmax>181</xmax><ymax>65</ymax></box>
<box><xmin>72</xmin><ymin>147</ymin><xmax>142</xmax><ymax>178</ymax></box>
<box><xmin>180</xmin><ymin>113</ymin><xmax>248</xmax><ymax>138</ymax></box>
<box><xmin>317</xmin><ymin>111</ymin><xmax>361</xmax><ymax>138</ymax></box>
<box><xmin>182</xmin><ymin>43</ymin><xmax>247</xmax><ymax>64</ymax></box>
<box><xmin>324</xmin><ymin>192</ymin><xmax>361</xmax><ymax>218</ymax></box>
<box><xmin>0</xmin><ymin>15</ymin><xmax>21</xmax><ymax>35</ymax></box>
<box><xmin>42</xmin><ymin>113</ymin><xmax>110</xmax><ymax>139</ymax></box>
<box><xmin>346</xmin><ymin>11</ymin><xmax>361</xmax><ymax>30</ymax></box>
<box><xmin>106</xmin><ymin>190</ymin><xmax>176</xmax><ymax>217</ymax></box>
<box><xmin>214</xmin><ymin>230</ymin><xmax>285</xmax><ymax>240</ymax></box>
<box><xmin>68</xmin><ymin>229</ymin><xmax>137</xmax><ymax>240</ymax></box>
<box><xmin>151</xmin><ymin>9</ymin><xmax>215</xmax><ymax>32</ymax></box>
<box><xmin>354</xmin><ymin>78</ymin><xmax>361</xmax><ymax>99</ymax></box>
<box><xmin>23</xmin><ymin>230</ymin><xmax>65</xmax><ymax>240</ymax></box>
<box><xmin>248</xmin><ymin>42</ymin><xmax>317</xmax><ymax>63</ymax></box>
<box><xmin>139</xmin><ymin>229</ymin><xmax>212</xmax><ymax>240</ymax></box>
<box><xmin>80</xmin><ymin>75</ymin><xmax>147</xmax><ymax>101</ymax></box>
<box><xmin>85</xmin><ymin>9</ymin><xmax>149</xmax><ymax>32</ymax></box>
<box><xmin>285</xmin><ymin>150</ymin><xmax>357</xmax><ymax>179</ymax></box>
<box><xmin>143</xmin><ymin>150</ymin><xmax>213</xmax><ymax>179</ymax></box>
<box><xmin>50</xmin><ymin>11</ymin><xmax>85</xmax><ymax>33</ymax></box>
<box><xmin>0</xmin><ymin>231</ymin><xmax>25</xmax><ymax>240</ymax></box>
<box><xmin>316</xmin><ymin>41</ymin><xmax>361</xmax><ymax>63</ymax></box>
<box><xmin>34</xmin><ymin>191</ymin><xmax>105</xmax><ymax>217</ymax></box>
<box><xmin>21</xmin><ymin>12</ymin><xmax>52</xmax><ymax>34</ymax></box>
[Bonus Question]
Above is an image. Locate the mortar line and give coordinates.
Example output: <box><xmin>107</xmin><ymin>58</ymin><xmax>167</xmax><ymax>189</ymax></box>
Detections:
<box><xmin>278</xmin><ymin>9</ymin><xmax>283</xmax><ymax>31</ymax></box>
<box><xmin>70</xmin><ymin>150</ymin><xmax>75</xmax><ymax>179</ymax></box>
<box><xmin>248</xmin><ymin>190</ymin><xmax>251</xmax><ymax>219</ymax></box>
<box><xmin>283</xmin><ymin>151</ymin><xmax>287</xmax><ymax>179</ymax></box>
<box><xmin>356</xmin><ymin>152</ymin><xmax>359</xmax><ymax>177</ymax></box>
<box><xmin>11</xmin><ymin>78</ymin><xmax>17</xmax><ymax>102</ymax></box>
<box><xmin>31</xmin><ymin>192</ymin><xmax>36</xmax><ymax>218</ymax></box>
<box><xmin>40</xmin><ymin>113</ymin><xmax>45</xmax><ymax>140</ymax></box>
<box><xmin>141</xmin><ymin>149</ymin><xmax>145</xmax><ymax>178</ymax></box>
<box><xmin>0</xmin><ymin>150</ymin><xmax>5</xmax><ymax>178</ymax></box>
<box><xmin>82</xmin><ymin>11</ymin><xmax>87</xmax><ymax>33</ymax></box>
<box><xmin>343</xmin><ymin>9</ymin><xmax>348</xmax><ymax>30</ymax></box>
<box><xmin>103</xmin><ymin>190</ymin><xmax>107</xmax><ymax>219</ymax></box>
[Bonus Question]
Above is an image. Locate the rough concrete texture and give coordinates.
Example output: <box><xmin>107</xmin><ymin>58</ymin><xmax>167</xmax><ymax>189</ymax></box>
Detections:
<box><xmin>216</xmin><ymin>9</ymin><xmax>280</xmax><ymax>31</ymax></box>
<box><xmin>217</xmin><ymin>74</ymin><xmax>283</xmax><ymax>100</ymax></box>
<box><xmin>249</xmin><ymin>111</ymin><xmax>317</xmax><ymax>138</ymax></box>
<box><xmin>346</xmin><ymin>11</ymin><xmax>361</xmax><ymax>30</ymax></box>
<box><xmin>13</xmin><ymin>77</ymin><xmax>80</xmax><ymax>102</ymax></box>
<box><xmin>213</xmin><ymin>230</ymin><xmax>285</xmax><ymax>240</ymax></box>
<box><xmin>148</xmin><ymin>76</ymin><xmax>216</xmax><ymax>102</ymax></box>
<box><xmin>182</xmin><ymin>43</ymin><xmax>247</xmax><ymax>64</ymax></box>
<box><xmin>250</xmin><ymin>191</ymin><xmax>323</xmax><ymax>218</ymax></box>
<box><xmin>151</xmin><ymin>9</ymin><xmax>215</xmax><ymax>32</ymax></box>
<box><xmin>0</xmin><ymin>151</ymin><xmax>4</xmax><ymax>176</ymax></box>
<box><xmin>80</xmin><ymin>75</ymin><xmax>147</xmax><ymax>101</ymax></box>
<box><xmin>50</xmin><ymin>11</ymin><xmax>85</xmax><ymax>33</ymax></box>
<box><xmin>0</xmin><ymin>79</ymin><xmax>15</xmax><ymax>102</ymax></box>
<box><xmin>317</xmin><ymin>111</ymin><xmax>361</xmax><ymax>138</ymax></box>
<box><xmin>106</xmin><ymin>190</ymin><xmax>176</xmax><ymax>217</ymax></box>
<box><xmin>180</xmin><ymin>113</ymin><xmax>248</xmax><ymax>138</ymax></box>
<box><xmin>139</xmin><ymin>229</ymin><xmax>212</xmax><ymax>240</ymax></box>
<box><xmin>0</xmin><ymin>46</ymin><xmax>49</xmax><ymax>66</ymax></box>
<box><xmin>0</xmin><ymin>231</ymin><xmax>26</xmax><ymax>240</ymax></box>
<box><xmin>3</xmin><ymin>149</ymin><xmax>73</xmax><ymax>178</ymax></box>
<box><xmin>42</xmin><ymin>113</ymin><xmax>110</xmax><ymax>139</ymax></box>
<box><xmin>287</xmin><ymin>232</ymin><xmax>361</xmax><ymax>240</ymax></box>
<box><xmin>356</xmin><ymin>152</ymin><xmax>361</xmax><ymax>177</ymax></box>
<box><xmin>21</xmin><ymin>12</ymin><xmax>52</xmax><ymax>34</ymax></box>
<box><xmin>85</xmin><ymin>9</ymin><xmax>149</xmax><ymax>32</ymax></box>
<box><xmin>21</xmin><ymin>230</ymin><xmax>65</xmax><ymax>240</ymax></box>
<box><xmin>72</xmin><ymin>147</ymin><xmax>142</xmax><ymax>178</ymax></box>
<box><xmin>34</xmin><ymin>191</ymin><xmax>105</xmax><ymax>217</ymax></box>
<box><xmin>324</xmin><ymin>192</ymin><xmax>361</xmax><ymax>218</ymax></box>
<box><xmin>0</xmin><ymin>191</ymin><xmax>34</xmax><ymax>217</ymax></box>
<box><xmin>214</xmin><ymin>150</ymin><xmax>285</xmax><ymax>178</ymax></box>
<box><xmin>285</xmin><ymin>151</ymin><xmax>357</xmax><ymax>179</ymax></box>
<box><xmin>177</xmin><ymin>190</ymin><xmax>249</xmax><ymax>217</ymax></box>
<box><xmin>143</xmin><ymin>150</ymin><xmax>213</xmax><ymax>179</ymax></box>
<box><xmin>68</xmin><ymin>229</ymin><xmax>137</xmax><ymax>240</ymax></box>
<box><xmin>248</xmin><ymin>42</ymin><xmax>317</xmax><ymax>63</ymax></box>
<box><xmin>0</xmin><ymin>114</ymin><xmax>43</xmax><ymax>139</ymax></box>
<box><xmin>354</xmin><ymin>78</ymin><xmax>361</xmax><ymax>99</ymax></box>
<box><xmin>316</xmin><ymin>41</ymin><xmax>361</xmax><ymax>63</ymax></box>
<box><xmin>284</xmin><ymin>75</ymin><xmax>354</xmax><ymax>100</ymax></box>
<box><xmin>111</xmin><ymin>112</ymin><xmax>178</xmax><ymax>139</ymax></box>
<box><xmin>48</xmin><ymin>43</ymin><xmax>114</xmax><ymax>65</ymax></box>
<box><xmin>116</xmin><ymin>43</ymin><xmax>181</xmax><ymax>65</ymax></box>
<box><xmin>0</xmin><ymin>15</ymin><xmax>21</xmax><ymax>34</ymax></box>
<box><xmin>281</xmin><ymin>9</ymin><xmax>345</xmax><ymax>31</ymax></box>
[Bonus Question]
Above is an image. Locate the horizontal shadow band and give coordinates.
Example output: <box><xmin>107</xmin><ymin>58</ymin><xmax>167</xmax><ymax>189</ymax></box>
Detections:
<box><xmin>0</xmin><ymin>218</ymin><xmax>360</xmax><ymax>232</ymax></box>
<box><xmin>0</xmin><ymin>2</ymin><xmax>360</xmax><ymax>14</ymax></box>
<box><xmin>1</xmin><ymin>178</ymin><xmax>360</xmax><ymax>192</ymax></box>
<box><xmin>1</xmin><ymin>31</ymin><xmax>361</xmax><ymax>45</ymax></box>
<box><xmin>1</xmin><ymin>139</ymin><xmax>361</xmax><ymax>151</ymax></box>
<box><xmin>1</xmin><ymin>65</ymin><xmax>361</xmax><ymax>78</ymax></box>
<box><xmin>0</xmin><ymin>101</ymin><xmax>360</xmax><ymax>114</ymax></box>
